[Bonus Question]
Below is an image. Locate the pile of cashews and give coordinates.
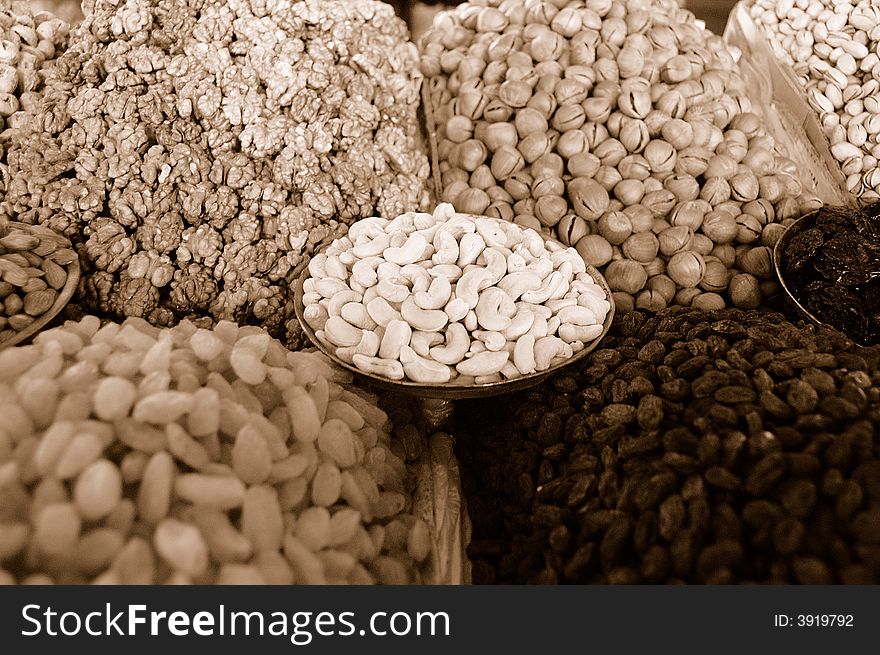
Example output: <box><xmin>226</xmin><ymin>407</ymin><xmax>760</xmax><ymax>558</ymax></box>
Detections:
<box><xmin>302</xmin><ymin>203</ymin><xmax>611</xmax><ymax>385</ymax></box>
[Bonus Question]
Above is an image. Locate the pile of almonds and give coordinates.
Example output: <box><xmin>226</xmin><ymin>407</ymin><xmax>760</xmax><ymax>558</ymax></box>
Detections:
<box><xmin>420</xmin><ymin>0</ymin><xmax>818</xmax><ymax>314</ymax></box>
<box><xmin>455</xmin><ymin>307</ymin><xmax>880</xmax><ymax>584</ymax></box>
<box><xmin>746</xmin><ymin>0</ymin><xmax>880</xmax><ymax>201</ymax></box>
<box><xmin>0</xmin><ymin>221</ymin><xmax>75</xmax><ymax>345</ymax></box>
<box><xmin>0</xmin><ymin>316</ymin><xmax>441</xmax><ymax>584</ymax></box>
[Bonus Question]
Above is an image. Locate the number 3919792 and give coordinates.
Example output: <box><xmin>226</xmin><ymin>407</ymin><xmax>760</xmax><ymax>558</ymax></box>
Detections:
<box><xmin>774</xmin><ymin>614</ymin><xmax>854</xmax><ymax>627</ymax></box>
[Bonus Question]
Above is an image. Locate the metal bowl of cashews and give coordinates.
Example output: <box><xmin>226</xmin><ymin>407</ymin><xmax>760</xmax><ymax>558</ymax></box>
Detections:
<box><xmin>293</xmin><ymin>206</ymin><xmax>615</xmax><ymax>401</ymax></box>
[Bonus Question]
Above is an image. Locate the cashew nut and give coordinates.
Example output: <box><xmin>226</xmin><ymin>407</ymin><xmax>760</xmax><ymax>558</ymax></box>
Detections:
<box><xmin>475</xmin><ymin>287</ymin><xmax>516</xmax><ymax>331</ymax></box>
<box><xmin>376</xmin><ymin>277</ymin><xmax>411</xmax><ymax>304</ymax></box>
<box><xmin>302</xmin><ymin>291</ymin><xmax>322</xmax><ymax>307</ymax></box>
<box><xmin>415</xmin><ymin>275</ymin><xmax>452</xmax><ymax>310</ymax></box>
<box><xmin>366</xmin><ymin>297</ymin><xmax>402</xmax><ymax>328</ymax></box>
<box><xmin>303</xmin><ymin>303</ymin><xmax>329</xmax><ymax>331</ymax></box>
<box><xmin>479</xmin><ymin>247</ymin><xmax>508</xmax><ymax>289</ymax></box>
<box><xmin>411</xmin><ymin>331</ymin><xmax>444</xmax><ymax>357</ymax></box>
<box><xmin>578</xmin><ymin>294</ymin><xmax>612</xmax><ymax>323</ymax></box>
<box><xmin>507</xmin><ymin>251</ymin><xmax>528</xmax><ymax>272</ymax></box>
<box><xmin>513</xmin><ymin>243</ymin><xmax>536</xmax><ymax>264</ymax></box>
<box><xmin>355</xmin><ymin>331</ymin><xmax>380</xmax><ymax>358</ymax></box>
<box><xmin>303</xmin><ymin>278</ymin><xmax>317</xmax><ymax>294</ymax></box>
<box><xmin>521</xmin><ymin>230</ymin><xmax>546</xmax><ymax>258</ymax></box>
<box><xmin>429</xmin><ymin>264</ymin><xmax>464</xmax><ymax>282</ymax></box>
<box><xmin>501</xmin><ymin>361</ymin><xmax>523</xmax><ymax>380</ymax></box>
<box><xmin>432</xmin><ymin>229</ymin><xmax>460</xmax><ymax>265</ymax></box>
<box><xmin>552</xmin><ymin>249</ymin><xmax>587</xmax><ymax>274</ymax></box>
<box><xmin>455</xmin><ymin>350</ymin><xmax>509</xmax><ymax>376</ymax></box>
<box><xmin>315</xmin><ymin>278</ymin><xmax>349</xmax><ymax>299</ymax></box>
<box><xmin>323</xmin><ymin>316</ymin><xmax>364</xmax><ymax>348</ymax></box>
<box><xmin>351</xmin><ymin>256</ymin><xmax>383</xmax><ymax>288</ymax></box>
<box><xmin>559</xmin><ymin>323</ymin><xmax>604</xmax><ymax>343</ymax></box>
<box><xmin>526</xmin><ymin>257</ymin><xmax>554</xmax><ymax>281</ymax></box>
<box><xmin>513</xmin><ymin>334</ymin><xmax>537</xmax><ymax>375</ymax></box>
<box><xmin>473</xmin><ymin>330</ymin><xmax>506</xmax><ymax>351</ymax></box>
<box><xmin>469</xmin><ymin>340</ymin><xmax>486</xmax><ymax>354</ymax></box>
<box><xmin>497</xmin><ymin>271</ymin><xmax>543</xmax><ymax>301</ymax></box>
<box><xmin>557</xmin><ymin>305</ymin><xmax>598</xmax><ymax>326</ymax></box>
<box><xmin>456</xmin><ymin>232</ymin><xmax>485</xmax><ymax>267</ymax></box>
<box><xmin>351</xmin><ymin>232</ymin><xmax>390</xmax><ymax>259</ymax></box>
<box><xmin>414</xmin><ymin>211</ymin><xmax>439</xmax><ymax>230</ymax></box>
<box><xmin>444</xmin><ymin>297</ymin><xmax>469</xmax><ymax>322</ymax></box>
<box><xmin>339</xmin><ymin>250</ymin><xmax>358</xmax><ymax>266</ymax></box>
<box><xmin>347</xmin><ymin>217</ymin><xmax>389</xmax><ymax>242</ymax></box>
<box><xmin>403</xmin><ymin>353</ymin><xmax>452</xmax><ymax>384</ymax></box>
<box><xmin>547</xmin><ymin>316</ymin><xmax>561</xmax><ymax>336</ymax></box>
<box><xmin>475</xmin><ymin>374</ymin><xmax>502</xmax><ymax>384</ymax></box>
<box><xmin>475</xmin><ymin>217</ymin><xmax>508</xmax><ymax>248</ymax></box>
<box><xmin>455</xmin><ymin>268</ymin><xmax>490</xmax><ymax>309</ymax></box>
<box><xmin>385</xmin><ymin>212</ymin><xmax>416</xmax><ymax>233</ymax></box>
<box><xmin>362</xmin><ymin>285</ymin><xmax>379</xmax><ymax>307</ymax></box>
<box><xmin>534</xmin><ymin>336</ymin><xmax>572</xmax><ymax>371</ymax></box>
<box><xmin>546</xmin><ymin>298</ymin><xmax>578</xmax><ymax>313</ymax></box>
<box><xmin>516</xmin><ymin>301</ymin><xmax>552</xmax><ymax>320</ymax></box>
<box><xmin>521</xmin><ymin>270</ymin><xmax>565</xmax><ymax>304</ymax></box>
<box><xmin>335</xmin><ymin>346</ymin><xmax>357</xmax><ymax>364</ymax></box>
<box><xmin>351</xmin><ymin>354</ymin><xmax>405</xmax><ymax>380</ymax></box>
<box><xmin>307</xmin><ymin>253</ymin><xmax>328</xmax><ymax>279</ymax></box>
<box><xmin>501</xmin><ymin>308</ymin><xmax>536</xmax><ymax>340</ymax></box>
<box><xmin>527</xmin><ymin>314</ymin><xmax>549</xmax><ymax>338</ymax></box>
<box><xmin>463</xmin><ymin>310</ymin><xmax>478</xmax><ymax>332</ymax></box>
<box><xmin>341</xmin><ymin>302</ymin><xmax>377</xmax><ymax>330</ymax></box>
<box><xmin>400</xmin><ymin>264</ymin><xmax>431</xmax><ymax>294</ymax></box>
<box><xmin>429</xmin><ymin>323</ymin><xmax>471</xmax><ymax>366</ymax></box>
<box><xmin>377</xmin><ymin>261</ymin><xmax>402</xmax><ymax>281</ymax></box>
<box><xmin>437</xmin><ymin>213</ymin><xmax>477</xmax><ymax>238</ymax></box>
<box><xmin>498</xmin><ymin>222</ymin><xmax>520</xmax><ymax>248</ymax></box>
<box><xmin>400</xmin><ymin>297</ymin><xmax>449</xmax><ymax>332</ymax></box>
<box><xmin>327</xmin><ymin>289</ymin><xmax>362</xmax><ymax>316</ymax></box>
<box><xmin>378</xmin><ymin>319</ymin><xmax>412</xmax><ymax>360</ymax></box>
<box><xmin>324</xmin><ymin>254</ymin><xmax>348</xmax><ymax>280</ymax></box>
<box><xmin>383</xmin><ymin>232</ymin><xmax>427</xmax><ymax>266</ymax></box>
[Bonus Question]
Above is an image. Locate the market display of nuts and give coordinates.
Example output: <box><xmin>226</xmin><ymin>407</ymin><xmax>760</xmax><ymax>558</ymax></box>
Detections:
<box><xmin>0</xmin><ymin>221</ymin><xmax>75</xmax><ymax>346</ymax></box>
<box><xmin>420</xmin><ymin>0</ymin><xmax>817</xmax><ymax>313</ymax></box>
<box><xmin>457</xmin><ymin>307</ymin><xmax>880</xmax><ymax>584</ymax></box>
<box><xmin>0</xmin><ymin>316</ymin><xmax>439</xmax><ymax>584</ymax></box>
<box><xmin>302</xmin><ymin>203</ymin><xmax>612</xmax><ymax>385</ymax></box>
<box><xmin>747</xmin><ymin>0</ymin><xmax>880</xmax><ymax>201</ymax></box>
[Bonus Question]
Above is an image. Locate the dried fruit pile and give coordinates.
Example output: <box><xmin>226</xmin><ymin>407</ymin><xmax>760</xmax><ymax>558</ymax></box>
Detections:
<box><xmin>0</xmin><ymin>316</ymin><xmax>439</xmax><ymax>584</ymax></box>
<box><xmin>779</xmin><ymin>203</ymin><xmax>880</xmax><ymax>345</ymax></box>
<box><xmin>455</xmin><ymin>307</ymin><xmax>880</xmax><ymax>583</ymax></box>
<box><xmin>1</xmin><ymin>0</ymin><xmax>429</xmax><ymax>346</ymax></box>
<box><xmin>419</xmin><ymin>0</ymin><xmax>818</xmax><ymax>312</ymax></box>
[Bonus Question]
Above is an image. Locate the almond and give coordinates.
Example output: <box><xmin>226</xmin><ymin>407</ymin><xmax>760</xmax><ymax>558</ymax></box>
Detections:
<box><xmin>23</xmin><ymin>288</ymin><xmax>57</xmax><ymax>317</ymax></box>
<box><xmin>8</xmin><ymin>313</ymin><xmax>35</xmax><ymax>331</ymax></box>
<box><xmin>48</xmin><ymin>248</ymin><xmax>78</xmax><ymax>266</ymax></box>
<box><xmin>1</xmin><ymin>253</ymin><xmax>30</xmax><ymax>267</ymax></box>
<box><xmin>42</xmin><ymin>258</ymin><xmax>67</xmax><ymax>290</ymax></box>
<box><xmin>22</xmin><ymin>278</ymin><xmax>48</xmax><ymax>293</ymax></box>
<box><xmin>0</xmin><ymin>232</ymin><xmax>40</xmax><ymax>252</ymax></box>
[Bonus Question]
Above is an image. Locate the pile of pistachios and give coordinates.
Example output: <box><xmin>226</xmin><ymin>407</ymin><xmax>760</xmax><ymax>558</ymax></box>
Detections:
<box><xmin>746</xmin><ymin>0</ymin><xmax>880</xmax><ymax>202</ymax></box>
<box><xmin>420</xmin><ymin>0</ymin><xmax>818</xmax><ymax>314</ymax></box>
